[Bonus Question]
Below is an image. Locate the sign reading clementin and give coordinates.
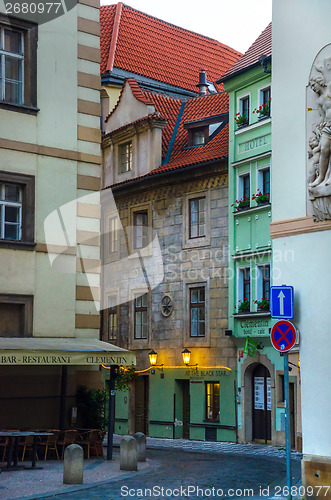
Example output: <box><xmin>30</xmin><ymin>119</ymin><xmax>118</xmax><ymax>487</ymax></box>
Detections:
<box><xmin>0</xmin><ymin>354</ymin><xmax>130</xmax><ymax>366</ymax></box>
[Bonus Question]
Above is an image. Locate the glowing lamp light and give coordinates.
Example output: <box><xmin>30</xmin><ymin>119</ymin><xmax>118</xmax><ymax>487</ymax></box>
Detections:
<box><xmin>149</xmin><ymin>350</ymin><xmax>158</xmax><ymax>366</ymax></box>
<box><xmin>182</xmin><ymin>348</ymin><xmax>191</xmax><ymax>366</ymax></box>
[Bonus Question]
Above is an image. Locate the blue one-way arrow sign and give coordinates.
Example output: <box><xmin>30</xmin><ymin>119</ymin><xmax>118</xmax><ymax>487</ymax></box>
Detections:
<box><xmin>270</xmin><ymin>286</ymin><xmax>294</xmax><ymax>319</ymax></box>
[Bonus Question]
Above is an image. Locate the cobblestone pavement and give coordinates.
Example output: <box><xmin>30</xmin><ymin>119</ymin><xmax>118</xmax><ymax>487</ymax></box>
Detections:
<box><xmin>113</xmin><ymin>435</ymin><xmax>303</xmax><ymax>460</ymax></box>
<box><xmin>49</xmin><ymin>447</ymin><xmax>302</xmax><ymax>500</ymax></box>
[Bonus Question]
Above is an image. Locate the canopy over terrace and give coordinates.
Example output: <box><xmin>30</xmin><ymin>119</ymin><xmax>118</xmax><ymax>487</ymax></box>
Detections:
<box><xmin>0</xmin><ymin>338</ymin><xmax>136</xmax><ymax>366</ymax></box>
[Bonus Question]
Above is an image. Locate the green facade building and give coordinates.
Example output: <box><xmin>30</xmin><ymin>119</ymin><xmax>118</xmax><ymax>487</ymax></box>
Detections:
<box><xmin>219</xmin><ymin>23</ymin><xmax>302</xmax><ymax>450</ymax></box>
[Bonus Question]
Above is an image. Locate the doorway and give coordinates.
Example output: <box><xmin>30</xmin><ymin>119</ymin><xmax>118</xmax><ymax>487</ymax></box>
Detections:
<box><xmin>174</xmin><ymin>380</ymin><xmax>190</xmax><ymax>439</ymax></box>
<box><xmin>134</xmin><ymin>375</ymin><xmax>149</xmax><ymax>434</ymax></box>
<box><xmin>252</xmin><ymin>364</ymin><xmax>271</xmax><ymax>443</ymax></box>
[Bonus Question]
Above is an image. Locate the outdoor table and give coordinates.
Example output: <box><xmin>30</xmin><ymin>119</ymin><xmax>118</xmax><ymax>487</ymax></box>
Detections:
<box><xmin>0</xmin><ymin>431</ymin><xmax>53</xmax><ymax>471</ymax></box>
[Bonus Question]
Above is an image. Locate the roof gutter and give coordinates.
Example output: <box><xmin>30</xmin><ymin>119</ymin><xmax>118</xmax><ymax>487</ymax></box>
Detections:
<box><xmin>109</xmin><ymin>157</ymin><xmax>228</xmax><ymax>194</ymax></box>
<box><xmin>216</xmin><ymin>56</ymin><xmax>272</xmax><ymax>84</ymax></box>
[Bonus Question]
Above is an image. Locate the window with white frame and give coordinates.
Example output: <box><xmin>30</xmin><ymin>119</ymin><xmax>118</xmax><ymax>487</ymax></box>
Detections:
<box><xmin>133</xmin><ymin>210</ymin><xmax>148</xmax><ymax>249</ymax></box>
<box><xmin>257</xmin><ymin>167</ymin><xmax>270</xmax><ymax>202</ymax></box>
<box><xmin>190</xmin><ymin>286</ymin><xmax>205</xmax><ymax>337</ymax></box>
<box><xmin>0</xmin><ymin>183</ymin><xmax>22</xmax><ymax>240</ymax></box>
<box><xmin>238</xmin><ymin>267</ymin><xmax>250</xmax><ymax>312</ymax></box>
<box><xmin>0</xmin><ymin>26</ymin><xmax>24</xmax><ymax>105</ymax></box>
<box><xmin>189</xmin><ymin>197</ymin><xmax>206</xmax><ymax>239</ymax></box>
<box><xmin>260</xmin><ymin>87</ymin><xmax>271</xmax><ymax>108</ymax></box>
<box><xmin>107</xmin><ymin>294</ymin><xmax>118</xmax><ymax>341</ymax></box>
<box><xmin>239</xmin><ymin>96</ymin><xmax>249</xmax><ymax>124</ymax></box>
<box><xmin>238</xmin><ymin>173</ymin><xmax>250</xmax><ymax>208</ymax></box>
<box><xmin>134</xmin><ymin>293</ymin><xmax>148</xmax><ymax>339</ymax></box>
<box><xmin>119</xmin><ymin>141</ymin><xmax>132</xmax><ymax>173</ymax></box>
<box><xmin>108</xmin><ymin>216</ymin><xmax>118</xmax><ymax>253</ymax></box>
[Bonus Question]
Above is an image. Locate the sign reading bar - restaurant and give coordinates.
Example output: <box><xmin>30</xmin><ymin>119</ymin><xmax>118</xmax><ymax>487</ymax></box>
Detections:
<box><xmin>0</xmin><ymin>338</ymin><xmax>136</xmax><ymax>366</ymax></box>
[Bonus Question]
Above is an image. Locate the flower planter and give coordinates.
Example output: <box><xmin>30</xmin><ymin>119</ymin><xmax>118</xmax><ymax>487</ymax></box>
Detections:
<box><xmin>256</xmin><ymin>200</ymin><xmax>269</xmax><ymax>206</ymax></box>
<box><xmin>258</xmin><ymin>113</ymin><xmax>270</xmax><ymax>121</ymax></box>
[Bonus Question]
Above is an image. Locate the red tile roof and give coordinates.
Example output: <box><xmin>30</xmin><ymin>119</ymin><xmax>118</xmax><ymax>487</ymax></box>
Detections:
<box><xmin>220</xmin><ymin>22</ymin><xmax>272</xmax><ymax>81</ymax></box>
<box><xmin>100</xmin><ymin>3</ymin><xmax>242</xmax><ymax>93</ymax></box>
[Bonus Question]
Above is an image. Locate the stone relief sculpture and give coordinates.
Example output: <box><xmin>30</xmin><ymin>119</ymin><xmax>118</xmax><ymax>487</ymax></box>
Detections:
<box><xmin>307</xmin><ymin>49</ymin><xmax>331</xmax><ymax>221</ymax></box>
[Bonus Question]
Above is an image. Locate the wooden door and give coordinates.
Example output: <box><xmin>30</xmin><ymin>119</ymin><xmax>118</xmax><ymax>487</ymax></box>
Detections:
<box><xmin>182</xmin><ymin>380</ymin><xmax>190</xmax><ymax>439</ymax></box>
<box><xmin>252</xmin><ymin>364</ymin><xmax>271</xmax><ymax>443</ymax></box>
<box><xmin>135</xmin><ymin>376</ymin><xmax>149</xmax><ymax>434</ymax></box>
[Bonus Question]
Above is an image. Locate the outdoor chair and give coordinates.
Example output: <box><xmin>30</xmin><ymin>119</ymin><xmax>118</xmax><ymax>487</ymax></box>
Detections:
<box><xmin>21</xmin><ymin>435</ymin><xmax>38</xmax><ymax>462</ymax></box>
<box><xmin>38</xmin><ymin>430</ymin><xmax>60</xmax><ymax>460</ymax></box>
<box><xmin>57</xmin><ymin>430</ymin><xmax>80</xmax><ymax>459</ymax></box>
<box><xmin>0</xmin><ymin>435</ymin><xmax>8</xmax><ymax>461</ymax></box>
<box><xmin>95</xmin><ymin>429</ymin><xmax>106</xmax><ymax>457</ymax></box>
<box><xmin>79</xmin><ymin>429</ymin><xmax>100</xmax><ymax>459</ymax></box>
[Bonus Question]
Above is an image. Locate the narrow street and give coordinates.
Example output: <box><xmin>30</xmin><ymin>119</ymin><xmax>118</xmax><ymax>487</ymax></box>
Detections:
<box><xmin>52</xmin><ymin>448</ymin><xmax>301</xmax><ymax>500</ymax></box>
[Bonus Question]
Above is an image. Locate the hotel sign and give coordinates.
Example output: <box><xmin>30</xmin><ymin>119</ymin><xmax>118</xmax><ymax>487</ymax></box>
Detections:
<box><xmin>238</xmin><ymin>134</ymin><xmax>270</xmax><ymax>154</ymax></box>
<box><xmin>237</xmin><ymin>318</ymin><xmax>270</xmax><ymax>336</ymax></box>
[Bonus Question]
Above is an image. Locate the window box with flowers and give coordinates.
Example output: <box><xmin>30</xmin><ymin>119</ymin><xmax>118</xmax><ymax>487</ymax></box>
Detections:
<box><xmin>231</xmin><ymin>196</ymin><xmax>250</xmax><ymax>211</ymax></box>
<box><xmin>253</xmin><ymin>98</ymin><xmax>271</xmax><ymax>120</ymax></box>
<box><xmin>252</xmin><ymin>190</ymin><xmax>270</xmax><ymax>206</ymax></box>
<box><xmin>235</xmin><ymin>112</ymin><xmax>248</xmax><ymax>129</ymax></box>
<box><xmin>236</xmin><ymin>298</ymin><xmax>250</xmax><ymax>313</ymax></box>
<box><xmin>254</xmin><ymin>298</ymin><xmax>270</xmax><ymax>311</ymax></box>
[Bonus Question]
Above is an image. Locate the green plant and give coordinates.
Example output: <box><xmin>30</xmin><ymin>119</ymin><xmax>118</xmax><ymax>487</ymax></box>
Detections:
<box><xmin>253</xmin><ymin>97</ymin><xmax>271</xmax><ymax>117</ymax></box>
<box><xmin>254</xmin><ymin>298</ymin><xmax>270</xmax><ymax>311</ymax></box>
<box><xmin>237</xmin><ymin>298</ymin><xmax>250</xmax><ymax>312</ymax></box>
<box><xmin>231</xmin><ymin>196</ymin><xmax>250</xmax><ymax>211</ymax></box>
<box><xmin>76</xmin><ymin>385</ymin><xmax>108</xmax><ymax>429</ymax></box>
<box><xmin>252</xmin><ymin>189</ymin><xmax>270</xmax><ymax>204</ymax></box>
<box><xmin>235</xmin><ymin>112</ymin><xmax>248</xmax><ymax>126</ymax></box>
<box><xmin>115</xmin><ymin>365</ymin><xmax>141</xmax><ymax>391</ymax></box>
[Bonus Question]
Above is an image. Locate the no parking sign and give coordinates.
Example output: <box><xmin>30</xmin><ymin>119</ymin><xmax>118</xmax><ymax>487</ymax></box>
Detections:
<box><xmin>270</xmin><ymin>320</ymin><xmax>296</xmax><ymax>352</ymax></box>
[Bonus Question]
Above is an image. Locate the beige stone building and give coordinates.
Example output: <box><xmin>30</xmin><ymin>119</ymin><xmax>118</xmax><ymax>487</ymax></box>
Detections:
<box><xmin>0</xmin><ymin>0</ymin><xmax>133</xmax><ymax>430</ymax></box>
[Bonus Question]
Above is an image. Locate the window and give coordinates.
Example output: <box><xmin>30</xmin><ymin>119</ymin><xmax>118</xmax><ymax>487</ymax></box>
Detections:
<box><xmin>108</xmin><ymin>216</ymin><xmax>118</xmax><ymax>253</ymax></box>
<box><xmin>120</xmin><ymin>141</ymin><xmax>132</xmax><ymax>173</ymax></box>
<box><xmin>239</xmin><ymin>96</ymin><xmax>249</xmax><ymax>124</ymax></box>
<box><xmin>238</xmin><ymin>267</ymin><xmax>250</xmax><ymax>306</ymax></box>
<box><xmin>205</xmin><ymin>382</ymin><xmax>220</xmax><ymax>421</ymax></box>
<box><xmin>134</xmin><ymin>293</ymin><xmax>148</xmax><ymax>339</ymax></box>
<box><xmin>261</xmin><ymin>87</ymin><xmax>271</xmax><ymax>107</ymax></box>
<box><xmin>0</xmin><ymin>18</ymin><xmax>38</xmax><ymax>111</ymax></box>
<box><xmin>0</xmin><ymin>183</ymin><xmax>22</xmax><ymax>240</ymax></box>
<box><xmin>0</xmin><ymin>26</ymin><xmax>24</xmax><ymax>104</ymax></box>
<box><xmin>262</xmin><ymin>168</ymin><xmax>270</xmax><ymax>196</ymax></box>
<box><xmin>0</xmin><ymin>171</ymin><xmax>35</xmax><ymax>248</ymax></box>
<box><xmin>107</xmin><ymin>295</ymin><xmax>118</xmax><ymax>341</ymax></box>
<box><xmin>192</xmin><ymin>129</ymin><xmax>206</xmax><ymax>146</ymax></box>
<box><xmin>239</xmin><ymin>173</ymin><xmax>250</xmax><ymax>206</ymax></box>
<box><xmin>0</xmin><ymin>294</ymin><xmax>33</xmax><ymax>337</ymax></box>
<box><xmin>189</xmin><ymin>197</ymin><xmax>205</xmax><ymax>239</ymax></box>
<box><xmin>190</xmin><ymin>286</ymin><xmax>205</xmax><ymax>337</ymax></box>
<box><xmin>133</xmin><ymin>211</ymin><xmax>148</xmax><ymax>249</ymax></box>
<box><xmin>261</xmin><ymin>265</ymin><xmax>270</xmax><ymax>301</ymax></box>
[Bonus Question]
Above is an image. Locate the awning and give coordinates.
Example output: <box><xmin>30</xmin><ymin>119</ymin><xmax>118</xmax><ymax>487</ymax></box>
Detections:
<box><xmin>0</xmin><ymin>338</ymin><xmax>136</xmax><ymax>366</ymax></box>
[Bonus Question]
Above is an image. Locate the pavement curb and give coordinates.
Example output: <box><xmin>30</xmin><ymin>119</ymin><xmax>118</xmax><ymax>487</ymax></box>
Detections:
<box><xmin>18</xmin><ymin>459</ymin><xmax>160</xmax><ymax>500</ymax></box>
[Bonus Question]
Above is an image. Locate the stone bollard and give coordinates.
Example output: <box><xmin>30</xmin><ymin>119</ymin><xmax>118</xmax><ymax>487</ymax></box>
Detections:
<box><xmin>120</xmin><ymin>436</ymin><xmax>137</xmax><ymax>471</ymax></box>
<box><xmin>133</xmin><ymin>432</ymin><xmax>146</xmax><ymax>462</ymax></box>
<box><xmin>63</xmin><ymin>444</ymin><xmax>84</xmax><ymax>485</ymax></box>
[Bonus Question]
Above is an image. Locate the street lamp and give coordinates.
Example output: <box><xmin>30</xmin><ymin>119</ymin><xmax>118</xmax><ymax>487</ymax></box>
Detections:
<box><xmin>149</xmin><ymin>350</ymin><xmax>158</xmax><ymax>366</ymax></box>
<box><xmin>182</xmin><ymin>348</ymin><xmax>191</xmax><ymax>365</ymax></box>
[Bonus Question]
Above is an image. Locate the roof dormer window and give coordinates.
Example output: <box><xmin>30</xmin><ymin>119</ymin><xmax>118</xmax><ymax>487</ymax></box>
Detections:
<box><xmin>193</xmin><ymin>128</ymin><xmax>207</xmax><ymax>146</ymax></box>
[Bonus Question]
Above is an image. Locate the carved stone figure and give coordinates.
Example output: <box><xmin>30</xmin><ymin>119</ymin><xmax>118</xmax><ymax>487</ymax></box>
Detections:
<box><xmin>307</xmin><ymin>50</ymin><xmax>331</xmax><ymax>220</ymax></box>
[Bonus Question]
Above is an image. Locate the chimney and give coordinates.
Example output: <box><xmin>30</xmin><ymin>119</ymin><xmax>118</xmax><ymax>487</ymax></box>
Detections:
<box><xmin>197</xmin><ymin>69</ymin><xmax>208</xmax><ymax>95</ymax></box>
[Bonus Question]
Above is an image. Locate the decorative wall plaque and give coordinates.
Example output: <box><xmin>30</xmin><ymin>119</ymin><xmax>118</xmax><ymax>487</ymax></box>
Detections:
<box><xmin>307</xmin><ymin>46</ymin><xmax>331</xmax><ymax>221</ymax></box>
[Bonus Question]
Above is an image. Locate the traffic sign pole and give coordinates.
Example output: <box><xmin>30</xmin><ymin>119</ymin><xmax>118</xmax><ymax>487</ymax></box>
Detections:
<box><xmin>284</xmin><ymin>353</ymin><xmax>292</xmax><ymax>500</ymax></box>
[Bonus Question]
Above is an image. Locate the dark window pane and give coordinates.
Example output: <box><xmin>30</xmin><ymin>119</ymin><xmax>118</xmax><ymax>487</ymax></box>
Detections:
<box><xmin>5</xmin><ymin>223</ymin><xmax>20</xmax><ymax>240</ymax></box>
<box><xmin>5</xmin><ymin>81</ymin><xmax>22</xmax><ymax>104</ymax></box>
<box><xmin>5</xmin><ymin>206</ymin><xmax>20</xmax><ymax>223</ymax></box>
<box><xmin>5</xmin><ymin>184</ymin><xmax>20</xmax><ymax>202</ymax></box>
<box><xmin>5</xmin><ymin>56</ymin><xmax>22</xmax><ymax>81</ymax></box>
<box><xmin>4</xmin><ymin>29</ymin><xmax>22</xmax><ymax>54</ymax></box>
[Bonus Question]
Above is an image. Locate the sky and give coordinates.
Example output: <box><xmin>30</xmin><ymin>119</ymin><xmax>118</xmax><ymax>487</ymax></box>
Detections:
<box><xmin>100</xmin><ymin>0</ymin><xmax>273</xmax><ymax>54</ymax></box>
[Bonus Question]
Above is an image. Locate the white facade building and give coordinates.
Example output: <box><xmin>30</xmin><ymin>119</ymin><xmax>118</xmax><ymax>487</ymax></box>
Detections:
<box><xmin>272</xmin><ymin>0</ymin><xmax>331</xmax><ymax>491</ymax></box>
